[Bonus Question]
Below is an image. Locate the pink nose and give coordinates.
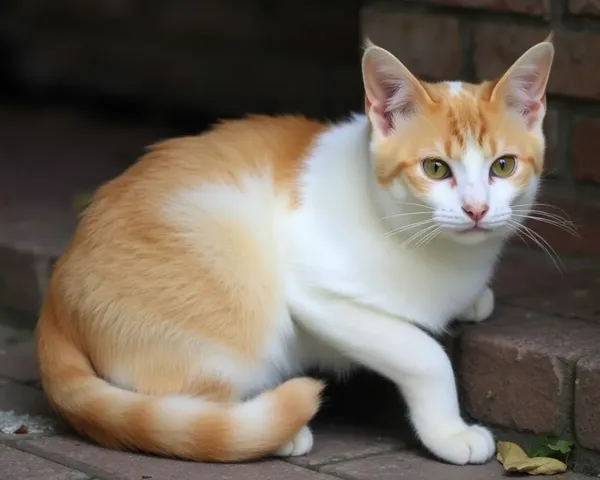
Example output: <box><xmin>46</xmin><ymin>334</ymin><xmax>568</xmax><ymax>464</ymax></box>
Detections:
<box><xmin>462</xmin><ymin>203</ymin><xmax>488</xmax><ymax>223</ymax></box>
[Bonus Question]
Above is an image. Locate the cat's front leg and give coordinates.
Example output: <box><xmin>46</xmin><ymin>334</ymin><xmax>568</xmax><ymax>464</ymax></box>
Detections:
<box><xmin>456</xmin><ymin>286</ymin><xmax>494</xmax><ymax>323</ymax></box>
<box><xmin>291</xmin><ymin>295</ymin><xmax>495</xmax><ymax>465</ymax></box>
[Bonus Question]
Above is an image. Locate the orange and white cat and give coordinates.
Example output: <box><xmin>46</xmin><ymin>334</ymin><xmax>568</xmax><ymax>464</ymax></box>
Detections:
<box><xmin>36</xmin><ymin>37</ymin><xmax>554</xmax><ymax>465</ymax></box>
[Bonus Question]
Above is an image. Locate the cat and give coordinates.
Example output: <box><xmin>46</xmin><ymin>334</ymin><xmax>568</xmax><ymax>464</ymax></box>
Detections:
<box><xmin>35</xmin><ymin>36</ymin><xmax>554</xmax><ymax>466</ymax></box>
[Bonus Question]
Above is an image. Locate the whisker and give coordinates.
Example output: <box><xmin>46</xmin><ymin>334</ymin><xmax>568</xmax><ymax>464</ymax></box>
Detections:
<box><xmin>512</xmin><ymin>208</ymin><xmax>576</xmax><ymax>224</ymax></box>
<box><xmin>511</xmin><ymin>214</ymin><xmax>580</xmax><ymax>237</ymax></box>
<box><xmin>390</xmin><ymin>201</ymin><xmax>435</xmax><ymax>211</ymax></box>
<box><xmin>507</xmin><ymin>220</ymin><xmax>563</xmax><ymax>272</ymax></box>
<box><xmin>511</xmin><ymin>202</ymin><xmax>571</xmax><ymax>218</ymax></box>
<box><xmin>415</xmin><ymin>226</ymin><xmax>442</xmax><ymax>248</ymax></box>
<box><xmin>385</xmin><ymin>218</ymin><xmax>434</xmax><ymax>237</ymax></box>
<box><xmin>380</xmin><ymin>211</ymin><xmax>432</xmax><ymax>220</ymax></box>
<box><xmin>404</xmin><ymin>224</ymin><xmax>439</xmax><ymax>247</ymax></box>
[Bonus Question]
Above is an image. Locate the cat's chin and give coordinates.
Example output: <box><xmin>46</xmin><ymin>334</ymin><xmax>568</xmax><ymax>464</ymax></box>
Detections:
<box><xmin>443</xmin><ymin>227</ymin><xmax>495</xmax><ymax>246</ymax></box>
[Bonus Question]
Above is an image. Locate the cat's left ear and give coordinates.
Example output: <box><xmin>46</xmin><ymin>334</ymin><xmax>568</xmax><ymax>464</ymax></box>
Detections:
<box><xmin>490</xmin><ymin>37</ymin><xmax>554</xmax><ymax>130</ymax></box>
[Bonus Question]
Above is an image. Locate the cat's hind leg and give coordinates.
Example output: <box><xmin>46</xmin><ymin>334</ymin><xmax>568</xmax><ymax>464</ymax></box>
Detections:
<box><xmin>274</xmin><ymin>425</ymin><xmax>314</xmax><ymax>457</ymax></box>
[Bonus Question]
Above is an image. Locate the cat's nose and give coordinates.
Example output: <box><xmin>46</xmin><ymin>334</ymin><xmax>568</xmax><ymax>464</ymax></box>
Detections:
<box><xmin>462</xmin><ymin>203</ymin><xmax>488</xmax><ymax>223</ymax></box>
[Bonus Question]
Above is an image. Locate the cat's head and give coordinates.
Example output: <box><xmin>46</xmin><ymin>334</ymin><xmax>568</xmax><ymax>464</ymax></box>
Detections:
<box><xmin>363</xmin><ymin>37</ymin><xmax>554</xmax><ymax>246</ymax></box>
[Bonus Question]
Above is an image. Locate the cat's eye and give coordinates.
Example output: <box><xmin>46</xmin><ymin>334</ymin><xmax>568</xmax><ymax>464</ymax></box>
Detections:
<box><xmin>490</xmin><ymin>155</ymin><xmax>517</xmax><ymax>178</ymax></box>
<box><xmin>422</xmin><ymin>158</ymin><xmax>451</xmax><ymax>180</ymax></box>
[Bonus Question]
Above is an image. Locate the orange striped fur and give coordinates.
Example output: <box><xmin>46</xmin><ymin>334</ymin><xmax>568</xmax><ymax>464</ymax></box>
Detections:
<box><xmin>36</xmin><ymin>116</ymin><xmax>326</xmax><ymax>461</ymax></box>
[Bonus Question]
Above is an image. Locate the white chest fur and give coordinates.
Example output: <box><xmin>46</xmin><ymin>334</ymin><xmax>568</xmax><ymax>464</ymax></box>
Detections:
<box><xmin>283</xmin><ymin>115</ymin><xmax>502</xmax><ymax>333</ymax></box>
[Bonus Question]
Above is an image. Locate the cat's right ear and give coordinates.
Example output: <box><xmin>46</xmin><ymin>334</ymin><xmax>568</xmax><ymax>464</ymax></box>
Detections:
<box><xmin>362</xmin><ymin>42</ymin><xmax>431</xmax><ymax>138</ymax></box>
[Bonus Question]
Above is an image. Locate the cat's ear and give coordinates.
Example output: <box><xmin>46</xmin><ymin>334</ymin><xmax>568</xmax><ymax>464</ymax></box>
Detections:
<box><xmin>490</xmin><ymin>37</ymin><xmax>554</xmax><ymax>130</ymax></box>
<box><xmin>362</xmin><ymin>41</ymin><xmax>432</xmax><ymax>137</ymax></box>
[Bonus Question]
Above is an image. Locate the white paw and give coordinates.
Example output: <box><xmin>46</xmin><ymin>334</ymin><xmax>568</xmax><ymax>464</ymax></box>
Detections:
<box><xmin>457</xmin><ymin>287</ymin><xmax>494</xmax><ymax>323</ymax></box>
<box><xmin>425</xmin><ymin>424</ymin><xmax>495</xmax><ymax>465</ymax></box>
<box><xmin>274</xmin><ymin>426</ymin><xmax>313</xmax><ymax>457</ymax></box>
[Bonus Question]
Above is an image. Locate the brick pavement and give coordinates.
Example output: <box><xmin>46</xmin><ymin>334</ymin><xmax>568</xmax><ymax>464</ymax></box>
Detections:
<box><xmin>1</xmin><ymin>285</ymin><xmax>599</xmax><ymax>479</ymax></box>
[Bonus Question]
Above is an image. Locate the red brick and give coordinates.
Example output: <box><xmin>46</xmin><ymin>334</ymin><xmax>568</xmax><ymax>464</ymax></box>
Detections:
<box><xmin>266</xmin><ymin>3</ymin><xmax>360</xmax><ymax>64</ymax></box>
<box><xmin>569</xmin><ymin>0</ymin><xmax>600</xmax><ymax>15</ymax></box>
<box><xmin>575</xmin><ymin>353</ymin><xmax>600</xmax><ymax>452</ymax></box>
<box><xmin>361</xmin><ymin>6</ymin><xmax>462</xmax><ymax>80</ymax></box>
<box><xmin>0</xmin><ymin>445</ymin><xmax>87</xmax><ymax>480</ymax></box>
<box><xmin>511</xmin><ymin>193</ymin><xmax>600</xmax><ymax>256</ymax></box>
<box><xmin>490</xmin><ymin>249</ymin><xmax>564</xmax><ymax>298</ymax></box>
<box><xmin>286</xmin><ymin>421</ymin><xmax>405</xmax><ymax>468</ymax></box>
<box><xmin>152</xmin><ymin>0</ymin><xmax>266</xmax><ymax>46</ymax></box>
<box><xmin>573</xmin><ymin>116</ymin><xmax>600</xmax><ymax>183</ymax></box>
<box><xmin>321</xmin><ymin>450</ymin><xmax>508</xmax><ymax>479</ymax></box>
<box><xmin>0</xmin><ymin>382</ymin><xmax>50</xmax><ymax>416</ymax></box>
<box><xmin>475</xmin><ymin>25</ymin><xmax>600</xmax><ymax>100</ymax></box>
<box><xmin>426</xmin><ymin>0</ymin><xmax>549</xmax><ymax>17</ymax></box>
<box><xmin>506</xmin><ymin>267</ymin><xmax>600</xmax><ymax>324</ymax></box>
<box><xmin>20</xmin><ymin>435</ymin><xmax>331</xmax><ymax>480</ymax></box>
<box><xmin>0</xmin><ymin>246</ymin><xmax>51</xmax><ymax>315</ymax></box>
<box><xmin>543</xmin><ymin>107</ymin><xmax>561</xmax><ymax>176</ymax></box>
<box><xmin>458</xmin><ymin>306</ymin><xmax>600</xmax><ymax>435</ymax></box>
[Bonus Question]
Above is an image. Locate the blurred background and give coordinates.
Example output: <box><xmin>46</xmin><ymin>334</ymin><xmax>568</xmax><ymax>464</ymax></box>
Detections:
<box><xmin>1</xmin><ymin>0</ymin><xmax>600</xmax><ymax>318</ymax></box>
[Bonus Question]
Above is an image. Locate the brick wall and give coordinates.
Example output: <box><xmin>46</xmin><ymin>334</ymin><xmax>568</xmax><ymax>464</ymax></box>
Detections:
<box><xmin>362</xmin><ymin>0</ymin><xmax>600</xmax><ymax>256</ymax></box>
<box><xmin>0</xmin><ymin>0</ymin><xmax>363</xmax><ymax>119</ymax></box>
<box><xmin>2</xmin><ymin>0</ymin><xmax>600</xmax><ymax>255</ymax></box>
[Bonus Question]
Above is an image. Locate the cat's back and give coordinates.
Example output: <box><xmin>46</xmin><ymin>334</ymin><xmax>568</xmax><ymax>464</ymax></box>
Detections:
<box><xmin>101</xmin><ymin>114</ymin><xmax>327</xmax><ymax>209</ymax></box>
<box><xmin>52</xmin><ymin>114</ymin><xmax>328</xmax><ymax>341</ymax></box>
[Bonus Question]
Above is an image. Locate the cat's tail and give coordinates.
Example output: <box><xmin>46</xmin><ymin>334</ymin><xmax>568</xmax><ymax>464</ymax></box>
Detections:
<box><xmin>36</xmin><ymin>306</ymin><xmax>324</xmax><ymax>462</ymax></box>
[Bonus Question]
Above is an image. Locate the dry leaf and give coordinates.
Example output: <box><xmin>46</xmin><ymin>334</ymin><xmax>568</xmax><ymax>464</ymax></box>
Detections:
<box><xmin>496</xmin><ymin>441</ymin><xmax>567</xmax><ymax>475</ymax></box>
<box><xmin>13</xmin><ymin>424</ymin><xmax>28</xmax><ymax>434</ymax></box>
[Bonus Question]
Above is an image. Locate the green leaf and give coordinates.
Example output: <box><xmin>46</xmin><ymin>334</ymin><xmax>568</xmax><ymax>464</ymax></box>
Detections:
<box><xmin>547</xmin><ymin>440</ymin><xmax>573</xmax><ymax>455</ymax></box>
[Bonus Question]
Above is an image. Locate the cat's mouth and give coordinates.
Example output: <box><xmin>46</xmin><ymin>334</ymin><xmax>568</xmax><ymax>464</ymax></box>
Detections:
<box><xmin>457</xmin><ymin>225</ymin><xmax>488</xmax><ymax>234</ymax></box>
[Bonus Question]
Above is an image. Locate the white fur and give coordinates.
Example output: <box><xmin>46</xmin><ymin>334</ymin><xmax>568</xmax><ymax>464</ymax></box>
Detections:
<box><xmin>274</xmin><ymin>426</ymin><xmax>314</xmax><ymax>457</ymax></box>
<box><xmin>457</xmin><ymin>286</ymin><xmax>495</xmax><ymax>323</ymax></box>
<box><xmin>447</xmin><ymin>81</ymin><xmax>463</xmax><ymax>96</ymax></box>
<box><xmin>282</xmin><ymin>116</ymin><xmax>521</xmax><ymax>464</ymax></box>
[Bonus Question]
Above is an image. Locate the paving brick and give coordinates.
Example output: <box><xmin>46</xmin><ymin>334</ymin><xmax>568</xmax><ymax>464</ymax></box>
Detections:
<box><xmin>0</xmin><ymin>245</ymin><xmax>51</xmax><ymax>315</ymax></box>
<box><xmin>458</xmin><ymin>306</ymin><xmax>600</xmax><ymax>435</ymax></box>
<box><xmin>361</xmin><ymin>6</ymin><xmax>462</xmax><ymax>80</ymax></box>
<box><xmin>0</xmin><ymin>340</ymin><xmax>39</xmax><ymax>384</ymax></box>
<box><xmin>490</xmin><ymin>249</ymin><xmax>564</xmax><ymax>298</ymax></box>
<box><xmin>425</xmin><ymin>0</ymin><xmax>549</xmax><ymax>16</ymax></box>
<box><xmin>321</xmin><ymin>450</ymin><xmax>508</xmax><ymax>479</ymax></box>
<box><xmin>575</xmin><ymin>353</ymin><xmax>600</xmax><ymax>452</ymax></box>
<box><xmin>0</xmin><ymin>444</ymin><xmax>88</xmax><ymax>480</ymax></box>
<box><xmin>20</xmin><ymin>435</ymin><xmax>334</xmax><ymax>480</ymax></box>
<box><xmin>288</xmin><ymin>421</ymin><xmax>406</xmax><ymax>468</ymax></box>
<box><xmin>0</xmin><ymin>381</ymin><xmax>49</xmax><ymax>415</ymax></box>
<box><xmin>0</xmin><ymin>342</ymin><xmax>39</xmax><ymax>384</ymax></box>
<box><xmin>569</xmin><ymin>0</ymin><xmax>600</xmax><ymax>15</ymax></box>
<box><xmin>475</xmin><ymin>25</ymin><xmax>600</xmax><ymax>100</ymax></box>
<box><xmin>573</xmin><ymin>116</ymin><xmax>600</xmax><ymax>184</ymax></box>
<box><xmin>506</xmin><ymin>268</ymin><xmax>600</xmax><ymax>323</ymax></box>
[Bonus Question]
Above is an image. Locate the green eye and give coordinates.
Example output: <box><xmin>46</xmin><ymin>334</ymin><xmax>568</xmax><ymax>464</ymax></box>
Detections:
<box><xmin>490</xmin><ymin>155</ymin><xmax>517</xmax><ymax>178</ymax></box>
<box><xmin>422</xmin><ymin>158</ymin><xmax>451</xmax><ymax>180</ymax></box>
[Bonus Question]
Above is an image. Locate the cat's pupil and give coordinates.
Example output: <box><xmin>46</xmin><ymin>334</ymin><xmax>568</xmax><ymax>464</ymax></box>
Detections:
<box><xmin>499</xmin><ymin>160</ymin><xmax>505</xmax><ymax>170</ymax></box>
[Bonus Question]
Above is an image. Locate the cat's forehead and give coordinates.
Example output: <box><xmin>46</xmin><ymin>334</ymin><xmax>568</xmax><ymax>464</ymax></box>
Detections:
<box><xmin>420</xmin><ymin>81</ymin><xmax>517</xmax><ymax>158</ymax></box>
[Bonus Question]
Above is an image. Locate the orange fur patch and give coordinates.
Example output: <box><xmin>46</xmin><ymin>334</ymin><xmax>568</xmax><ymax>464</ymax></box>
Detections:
<box><xmin>374</xmin><ymin>80</ymin><xmax>543</xmax><ymax>189</ymax></box>
<box><xmin>35</xmin><ymin>115</ymin><xmax>326</xmax><ymax>462</ymax></box>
